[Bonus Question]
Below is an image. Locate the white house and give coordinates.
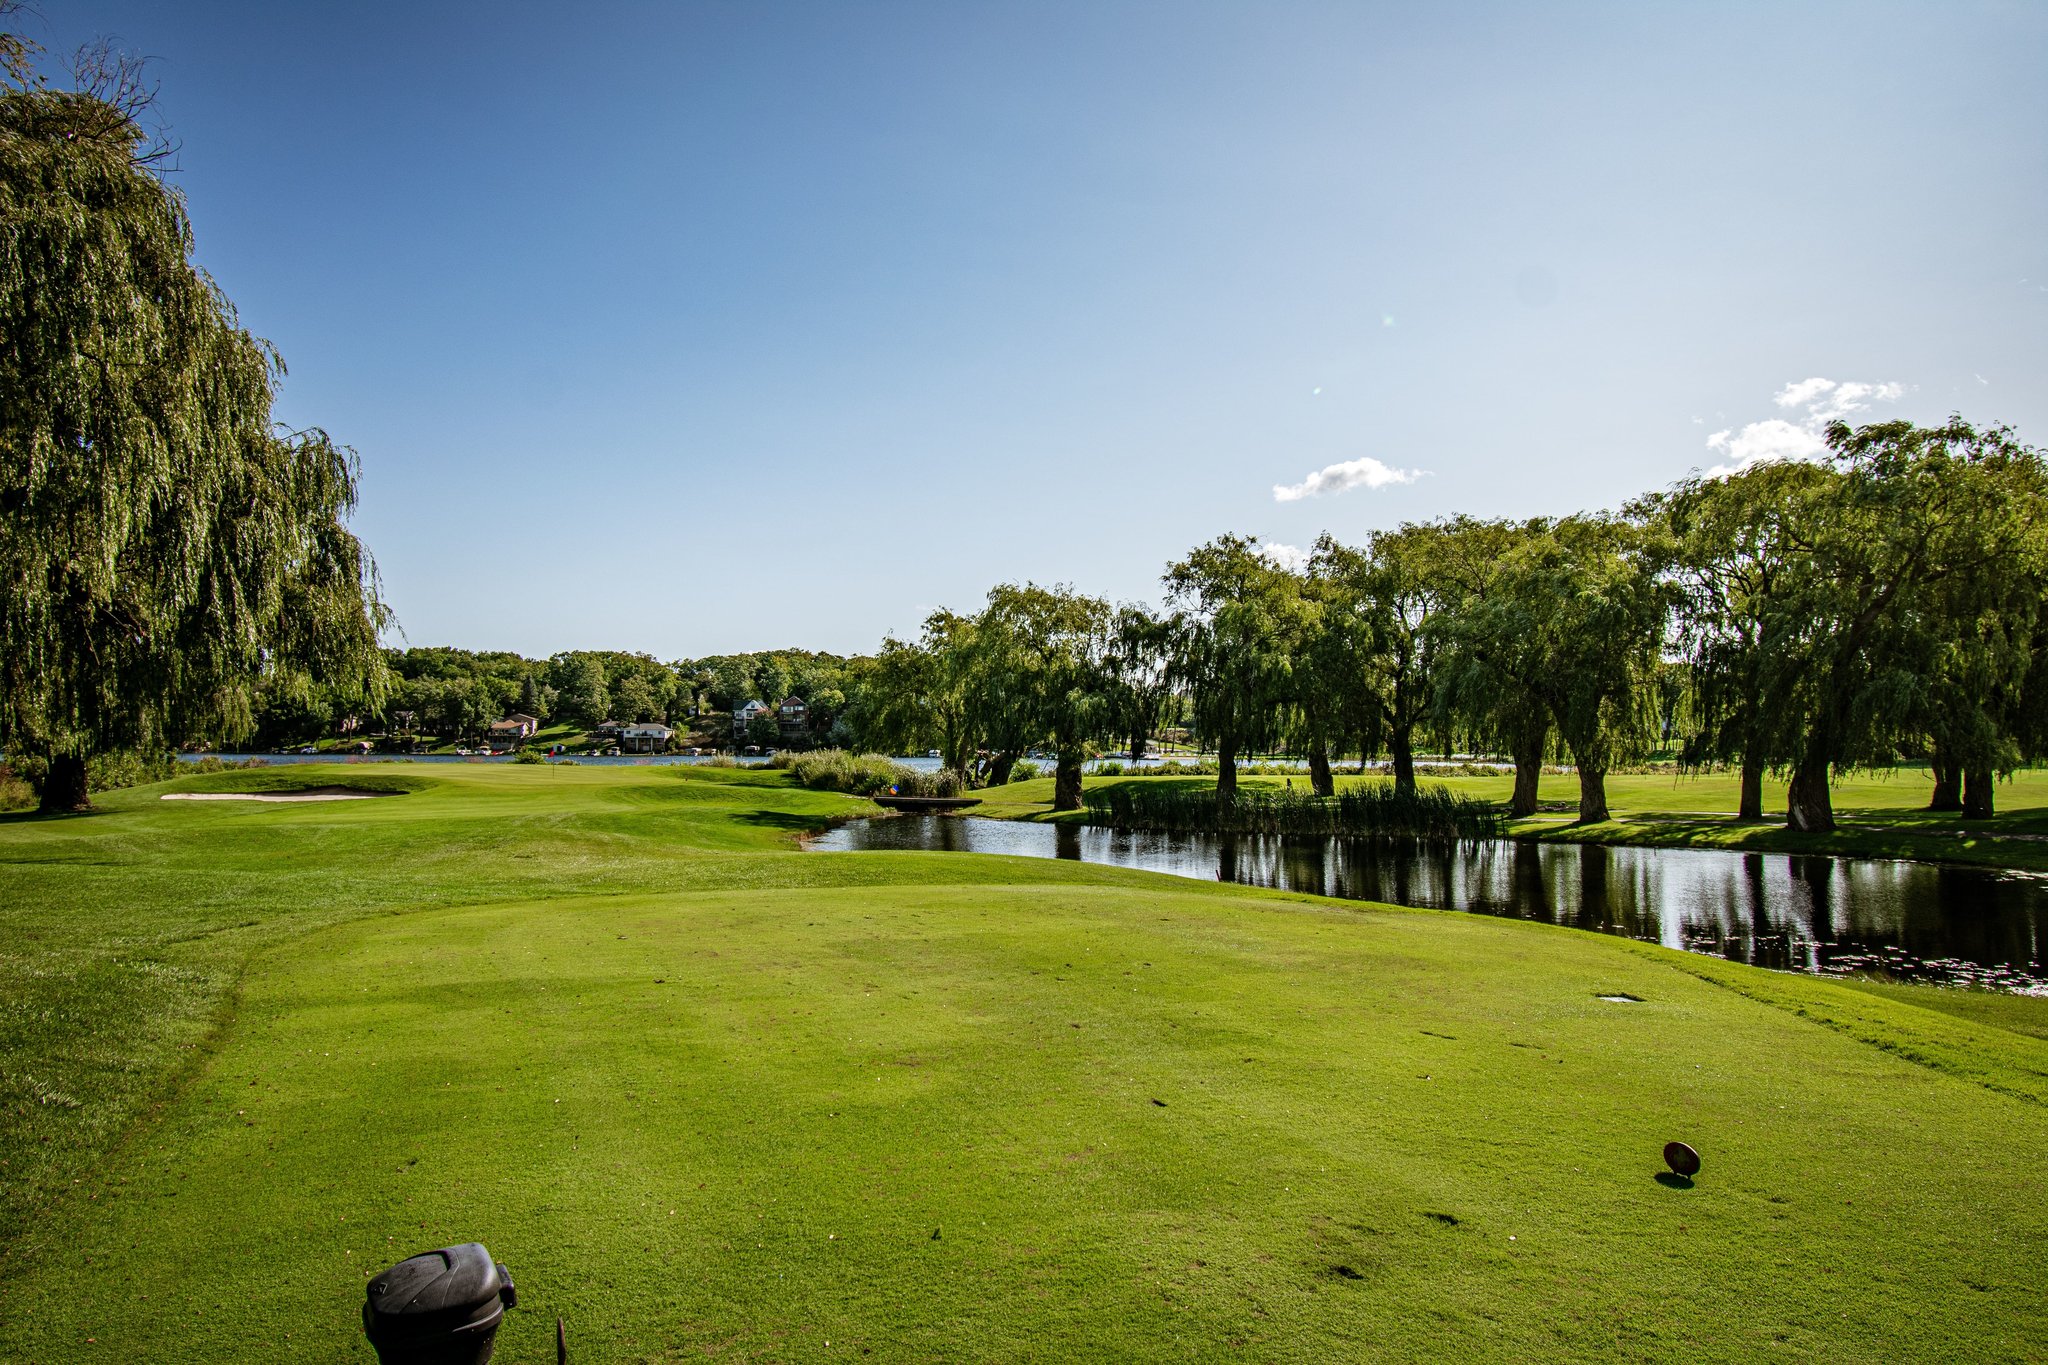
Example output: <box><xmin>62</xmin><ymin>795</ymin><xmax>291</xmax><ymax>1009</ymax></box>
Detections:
<box><xmin>620</xmin><ymin>722</ymin><xmax>674</xmax><ymax>754</ymax></box>
<box><xmin>732</xmin><ymin>699</ymin><xmax>773</xmax><ymax>741</ymax></box>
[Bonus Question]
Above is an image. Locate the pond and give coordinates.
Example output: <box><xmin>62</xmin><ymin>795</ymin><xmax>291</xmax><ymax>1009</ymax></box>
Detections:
<box><xmin>807</xmin><ymin>816</ymin><xmax>2048</xmax><ymax>993</ymax></box>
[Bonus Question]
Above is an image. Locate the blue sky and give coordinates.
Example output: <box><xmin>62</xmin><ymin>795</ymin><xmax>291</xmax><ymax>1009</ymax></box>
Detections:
<box><xmin>30</xmin><ymin>1</ymin><xmax>2048</xmax><ymax>657</ymax></box>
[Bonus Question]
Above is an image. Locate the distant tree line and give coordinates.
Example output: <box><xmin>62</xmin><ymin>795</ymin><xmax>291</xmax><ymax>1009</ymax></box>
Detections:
<box><xmin>867</xmin><ymin>417</ymin><xmax>2048</xmax><ymax>832</ymax></box>
<box><xmin>244</xmin><ymin>646</ymin><xmax>873</xmax><ymax>750</ymax></box>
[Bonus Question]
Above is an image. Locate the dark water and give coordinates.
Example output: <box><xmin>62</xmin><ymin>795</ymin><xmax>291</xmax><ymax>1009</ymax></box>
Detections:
<box><xmin>807</xmin><ymin>816</ymin><xmax>2048</xmax><ymax>993</ymax></box>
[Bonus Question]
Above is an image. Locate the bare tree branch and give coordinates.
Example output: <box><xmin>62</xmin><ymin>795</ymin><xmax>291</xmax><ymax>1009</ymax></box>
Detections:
<box><xmin>66</xmin><ymin>35</ymin><xmax>179</xmax><ymax>170</ymax></box>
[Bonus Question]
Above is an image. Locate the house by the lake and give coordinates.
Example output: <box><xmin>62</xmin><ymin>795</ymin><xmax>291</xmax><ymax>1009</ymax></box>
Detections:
<box><xmin>620</xmin><ymin>722</ymin><xmax>674</xmax><ymax>754</ymax></box>
<box><xmin>487</xmin><ymin>713</ymin><xmax>541</xmax><ymax>751</ymax></box>
<box><xmin>777</xmin><ymin>696</ymin><xmax>808</xmax><ymax>746</ymax></box>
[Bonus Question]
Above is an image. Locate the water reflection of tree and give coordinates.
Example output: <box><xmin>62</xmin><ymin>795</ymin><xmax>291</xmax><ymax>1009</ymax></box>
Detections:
<box><xmin>1281</xmin><ymin>839</ymin><xmax>1330</xmax><ymax>899</ymax></box>
<box><xmin>1736</xmin><ymin>853</ymin><xmax>1792</xmax><ymax>970</ymax></box>
<box><xmin>1511</xmin><ymin>843</ymin><xmax>1550</xmax><ymax>923</ymax></box>
<box><xmin>1930</xmin><ymin>868</ymin><xmax>2045</xmax><ymax>971</ymax></box>
<box><xmin>1573</xmin><ymin>848</ymin><xmax>1611</xmax><ymax>933</ymax></box>
<box><xmin>1430</xmin><ymin>841</ymin><xmax>1460</xmax><ymax>914</ymax></box>
<box><xmin>1615</xmin><ymin>851</ymin><xmax>1661</xmax><ymax>945</ymax></box>
<box><xmin>1789</xmin><ymin>856</ymin><xmax>1835</xmax><ymax>971</ymax></box>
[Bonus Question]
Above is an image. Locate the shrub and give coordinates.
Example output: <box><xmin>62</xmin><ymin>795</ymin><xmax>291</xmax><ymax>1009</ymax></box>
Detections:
<box><xmin>895</xmin><ymin>765</ymin><xmax>967</xmax><ymax>798</ymax></box>
<box><xmin>1006</xmin><ymin>759</ymin><xmax>1045</xmax><ymax>783</ymax></box>
<box><xmin>513</xmin><ymin>749</ymin><xmax>546</xmax><ymax>764</ymax></box>
<box><xmin>182</xmin><ymin>755</ymin><xmax>264</xmax><ymax>775</ymax></box>
<box><xmin>1128</xmin><ymin>759</ymin><xmax>1217</xmax><ymax>777</ymax></box>
<box><xmin>5</xmin><ymin>748</ymin><xmax>190</xmax><ymax>800</ymax></box>
<box><xmin>782</xmin><ymin>749</ymin><xmax>968</xmax><ymax>798</ymax></box>
<box><xmin>786</xmin><ymin>749</ymin><xmax>908</xmax><ymax>796</ymax></box>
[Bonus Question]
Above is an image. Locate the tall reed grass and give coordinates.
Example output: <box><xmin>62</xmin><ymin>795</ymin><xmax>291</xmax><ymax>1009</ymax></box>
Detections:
<box><xmin>1096</xmin><ymin>758</ymin><xmax>1538</xmax><ymax>778</ymax></box>
<box><xmin>1083</xmin><ymin>780</ymin><xmax>1504</xmax><ymax>842</ymax></box>
<box><xmin>776</xmin><ymin>749</ymin><xmax>967</xmax><ymax>798</ymax></box>
<box><xmin>1091</xmin><ymin>759</ymin><xmax>1320</xmax><ymax>778</ymax></box>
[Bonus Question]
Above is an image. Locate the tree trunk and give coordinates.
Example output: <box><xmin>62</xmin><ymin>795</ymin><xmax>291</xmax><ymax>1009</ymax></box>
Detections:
<box><xmin>1308</xmin><ymin>741</ymin><xmax>1334</xmax><ymax>797</ymax></box>
<box><xmin>1389</xmin><ymin>725</ymin><xmax>1416</xmax><ymax>796</ymax></box>
<box><xmin>1575</xmin><ymin>764</ymin><xmax>1609</xmax><ymax>824</ymax></box>
<box><xmin>988</xmin><ymin>750</ymin><xmax>1018</xmax><ymax>787</ymax></box>
<box><xmin>943</xmin><ymin>728</ymin><xmax>973</xmax><ymax>777</ymax></box>
<box><xmin>1216</xmin><ymin>735</ymin><xmax>1238</xmax><ymax>804</ymax></box>
<box><xmin>1053</xmin><ymin>750</ymin><xmax>1084</xmax><ymax>811</ymax></box>
<box><xmin>1927</xmin><ymin>750</ymin><xmax>1963</xmax><ymax>812</ymax></box>
<box><xmin>1508</xmin><ymin>722</ymin><xmax>1545</xmax><ymax>819</ymax></box>
<box><xmin>1961</xmin><ymin>765</ymin><xmax>1995</xmax><ymax>821</ymax></box>
<box><xmin>1510</xmin><ymin>762</ymin><xmax>1540</xmax><ymax>819</ymax></box>
<box><xmin>1128</xmin><ymin>727</ymin><xmax>1148</xmax><ymax>762</ymax></box>
<box><xmin>1738</xmin><ymin>753</ymin><xmax>1764</xmax><ymax>821</ymax></box>
<box><xmin>40</xmin><ymin>753</ymin><xmax>90</xmax><ymax>813</ymax></box>
<box><xmin>1785</xmin><ymin>756</ymin><xmax>1835</xmax><ymax>833</ymax></box>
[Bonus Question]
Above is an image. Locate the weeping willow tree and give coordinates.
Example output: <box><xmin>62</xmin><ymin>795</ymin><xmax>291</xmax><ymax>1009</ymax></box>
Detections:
<box><xmin>0</xmin><ymin>75</ymin><xmax>387</xmax><ymax>811</ymax></box>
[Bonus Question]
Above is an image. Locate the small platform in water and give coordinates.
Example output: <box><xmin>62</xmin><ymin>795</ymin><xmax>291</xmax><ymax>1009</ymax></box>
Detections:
<box><xmin>873</xmin><ymin>796</ymin><xmax>982</xmax><ymax>813</ymax></box>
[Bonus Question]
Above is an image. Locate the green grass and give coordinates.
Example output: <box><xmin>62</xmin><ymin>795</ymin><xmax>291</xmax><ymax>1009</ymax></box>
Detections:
<box><xmin>1831</xmin><ymin>978</ymin><xmax>2048</xmax><ymax>1042</ymax></box>
<box><xmin>2</xmin><ymin>764</ymin><xmax>2046</xmax><ymax>1362</ymax></box>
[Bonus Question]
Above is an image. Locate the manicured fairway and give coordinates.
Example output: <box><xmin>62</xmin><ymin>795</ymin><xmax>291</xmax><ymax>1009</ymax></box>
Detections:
<box><xmin>2</xmin><ymin>765</ymin><xmax>2046</xmax><ymax>1362</ymax></box>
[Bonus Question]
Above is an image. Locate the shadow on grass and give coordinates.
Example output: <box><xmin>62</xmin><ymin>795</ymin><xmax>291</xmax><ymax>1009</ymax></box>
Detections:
<box><xmin>1534</xmin><ymin>816</ymin><xmax>1751</xmax><ymax>845</ymax></box>
<box><xmin>734</xmin><ymin>809</ymin><xmax>833</xmax><ymax>832</ymax></box>
<box><xmin>0</xmin><ymin>806</ymin><xmax>98</xmax><ymax>824</ymax></box>
<box><xmin>1655</xmin><ymin>1172</ymin><xmax>1696</xmax><ymax>1190</ymax></box>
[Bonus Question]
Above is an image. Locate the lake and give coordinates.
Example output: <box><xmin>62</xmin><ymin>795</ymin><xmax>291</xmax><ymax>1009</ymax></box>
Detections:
<box><xmin>807</xmin><ymin>815</ymin><xmax>2048</xmax><ymax>993</ymax></box>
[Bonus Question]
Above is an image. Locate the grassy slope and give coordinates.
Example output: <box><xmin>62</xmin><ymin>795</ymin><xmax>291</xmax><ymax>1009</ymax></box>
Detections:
<box><xmin>975</xmin><ymin>767</ymin><xmax>2048</xmax><ymax>873</ymax></box>
<box><xmin>1</xmin><ymin>766</ymin><xmax>2045</xmax><ymax>1362</ymax></box>
<box><xmin>0</xmin><ymin>765</ymin><xmax>873</xmax><ymax>1255</ymax></box>
<box><xmin>1833</xmin><ymin>977</ymin><xmax>2048</xmax><ymax>1042</ymax></box>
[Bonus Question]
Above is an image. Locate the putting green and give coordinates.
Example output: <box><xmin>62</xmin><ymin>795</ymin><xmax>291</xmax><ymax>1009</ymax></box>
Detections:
<box><xmin>1</xmin><ymin>765</ymin><xmax>2044</xmax><ymax>1361</ymax></box>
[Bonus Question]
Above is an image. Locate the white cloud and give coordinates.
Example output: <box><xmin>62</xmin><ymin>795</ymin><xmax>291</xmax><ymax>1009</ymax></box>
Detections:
<box><xmin>1704</xmin><ymin>418</ymin><xmax>1826</xmax><ymax>469</ymax></box>
<box><xmin>1772</xmin><ymin>377</ymin><xmax>1835</xmax><ymax>410</ymax></box>
<box><xmin>1257</xmin><ymin>541</ymin><xmax>1310</xmax><ymax>572</ymax></box>
<box><xmin>1704</xmin><ymin>377</ymin><xmax>1904</xmax><ymax>476</ymax></box>
<box><xmin>1771</xmin><ymin>377</ymin><xmax>1904</xmax><ymax>423</ymax></box>
<box><xmin>1272</xmin><ymin>455</ymin><xmax>1424</xmax><ymax>502</ymax></box>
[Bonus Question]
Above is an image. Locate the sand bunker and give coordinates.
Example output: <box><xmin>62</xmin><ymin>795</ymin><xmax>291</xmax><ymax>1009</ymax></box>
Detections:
<box><xmin>162</xmin><ymin>785</ymin><xmax>397</xmax><ymax>803</ymax></box>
